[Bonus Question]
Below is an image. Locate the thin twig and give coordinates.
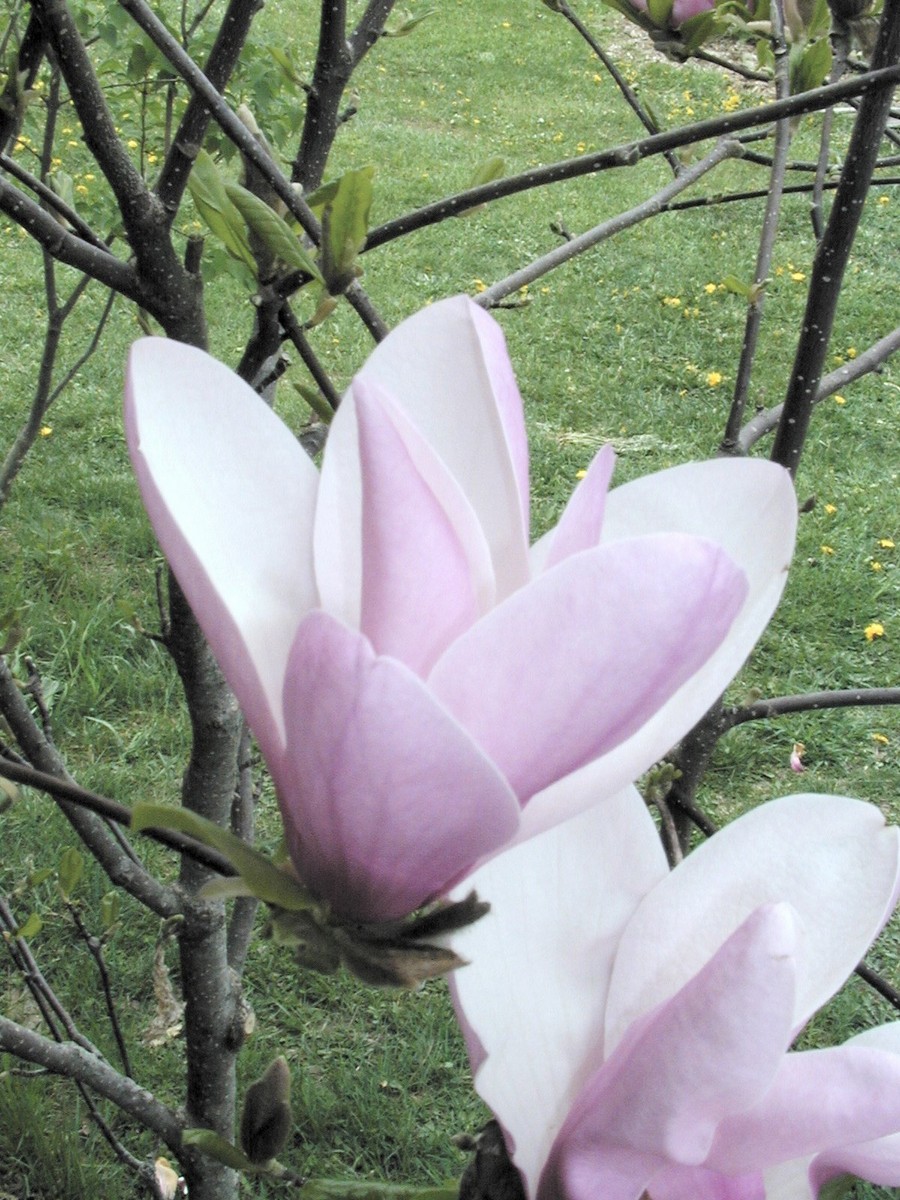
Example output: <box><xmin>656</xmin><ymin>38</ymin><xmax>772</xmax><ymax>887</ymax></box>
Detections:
<box><xmin>476</xmin><ymin>139</ymin><xmax>741</xmax><ymax>307</ymax></box>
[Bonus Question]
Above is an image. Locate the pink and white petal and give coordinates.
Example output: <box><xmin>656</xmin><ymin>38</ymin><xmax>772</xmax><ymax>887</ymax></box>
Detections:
<box><xmin>430</xmin><ymin>533</ymin><xmax>746</xmax><ymax>804</ymax></box>
<box><xmin>807</xmin><ymin>1023</ymin><xmax>900</xmax><ymax>1193</ymax></box>
<box><xmin>519</xmin><ymin>463</ymin><xmax>795</xmax><ymax>842</ymax></box>
<box><xmin>540</xmin><ymin>1138</ymin><xmax>661</xmax><ymax>1200</ymax></box>
<box><xmin>355</xmin><ymin>381</ymin><xmax>495</xmax><ymax>672</ymax></box>
<box><xmin>549</xmin><ymin>458</ymin><xmax>795</xmax><ymax>817</ymax></box>
<box><xmin>318</xmin><ymin>297</ymin><xmax>530</xmax><ymax>609</ymax></box>
<box><xmin>125</xmin><ymin>339</ymin><xmax>319</xmax><ymax>761</ymax></box>
<box><xmin>708</xmin><ymin>1044</ymin><xmax>900</xmax><ymax>1175</ymax></box>
<box><xmin>449</xmin><ymin>788</ymin><xmax>668</xmax><ymax>1198</ymax></box>
<box><xmin>275</xmin><ymin>611</ymin><xmax>520</xmax><ymax>922</ymax></box>
<box><xmin>543</xmin><ymin>907</ymin><xmax>797</xmax><ymax>1200</ymax></box>
<box><xmin>605</xmin><ymin>795</ymin><xmax>900</xmax><ymax>1053</ymax></box>
<box><xmin>762</xmin><ymin>1159</ymin><xmax>815</xmax><ymax>1200</ymax></box>
<box><xmin>649</xmin><ymin>1164</ymin><xmax>766</xmax><ymax>1200</ymax></box>
<box><xmin>531</xmin><ymin>444</ymin><xmax>617</xmax><ymax>575</ymax></box>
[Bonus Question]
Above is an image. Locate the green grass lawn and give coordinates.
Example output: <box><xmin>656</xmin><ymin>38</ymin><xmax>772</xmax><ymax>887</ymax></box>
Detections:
<box><xmin>1</xmin><ymin>0</ymin><xmax>898</xmax><ymax>1194</ymax></box>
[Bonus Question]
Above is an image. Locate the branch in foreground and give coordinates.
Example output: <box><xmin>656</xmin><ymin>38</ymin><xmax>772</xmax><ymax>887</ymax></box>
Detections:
<box><xmin>0</xmin><ymin>756</ymin><xmax>234</xmax><ymax>878</ymax></box>
<box><xmin>364</xmin><ymin>64</ymin><xmax>900</xmax><ymax>251</ymax></box>
<box><xmin>722</xmin><ymin>687</ymin><xmax>900</xmax><ymax>731</ymax></box>
<box><xmin>0</xmin><ymin>1016</ymin><xmax>183</xmax><ymax>1152</ymax></box>
<box><xmin>771</xmin><ymin>3</ymin><xmax>900</xmax><ymax>475</ymax></box>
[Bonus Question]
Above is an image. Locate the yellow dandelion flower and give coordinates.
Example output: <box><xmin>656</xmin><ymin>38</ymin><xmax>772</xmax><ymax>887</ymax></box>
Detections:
<box><xmin>39</xmin><ymin>425</ymin><xmax>53</xmax><ymax>437</ymax></box>
<box><xmin>834</xmin><ymin>395</ymin><xmax>846</xmax><ymax>405</ymax></box>
<box><xmin>820</xmin><ymin>545</ymin><xmax>835</xmax><ymax>556</ymax></box>
<box><xmin>790</xmin><ymin>271</ymin><xmax>806</xmax><ymax>282</ymax></box>
<box><xmin>877</xmin><ymin>196</ymin><xmax>889</xmax><ymax>206</ymax></box>
<box><xmin>704</xmin><ymin>282</ymin><xmax>717</xmax><ymax>294</ymax></box>
<box><xmin>576</xmin><ymin>142</ymin><xmax>586</xmax><ymax>153</ymax></box>
<box><xmin>472</xmin><ymin>279</ymin><xmax>487</xmax><ymax>294</ymax></box>
<box><xmin>824</xmin><ymin>503</ymin><xmax>837</xmax><ymax>514</ymax></box>
<box><xmin>878</xmin><ymin>538</ymin><xmax>895</xmax><ymax>549</ymax></box>
<box><xmin>706</xmin><ymin>371</ymin><xmax>723</xmax><ymax>387</ymax></box>
<box><xmin>593</xmin><ymin>73</ymin><xmax>603</xmax><ymax>83</ymax></box>
<box><xmin>576</xmin><ymin>468</ymin><xmax>588</xmax><ymax>480</ymax></box>
<box><xmin>127</xmin><ymin>139</ymin><xmax>139</xmax><ymax>150</ymax></box>
<box><xmin>864</xmin><ymin>622</ymin><xmax>885</xmax><ymax>642</ymax></box>
<box><xmin>871</xmin><ymin>561</ymin><xmax>883</xmax><ymax>571</ymax></box>
<box><xmin>774</xmin><ymin>266</ymin><xmax>784</xmax><ymax>276</ymax></box>
<box><xmin>846</xmin><ymin>347</ymin><xmax>857</xmax><ymax>359</ymax></box>
<box><xmin>662</xmin><ymin>296</ymin><xmax>682</xmax><ymax>307</ymax></box>
<box><xmin>872</xmin><ymin>733</ymin><xmax>890</xmax><ymax>745</ymax></box>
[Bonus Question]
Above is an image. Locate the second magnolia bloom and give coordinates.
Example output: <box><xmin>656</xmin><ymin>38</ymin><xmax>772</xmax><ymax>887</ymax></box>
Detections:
<box><xmin>125</xmin><ymin>296</ymin><xmax>796</xmax><ymax>921</ymax></box>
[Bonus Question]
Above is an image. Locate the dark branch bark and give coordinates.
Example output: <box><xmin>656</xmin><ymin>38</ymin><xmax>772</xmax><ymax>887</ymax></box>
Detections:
<box><xmin>771</xmin><ymin>3</ymin><xmax>900</xmax><ymax>475</ymax></box>
<box><xmin>364</xmin><ymin>65</ymin><xmax>900</xmax><ymax>252</ymax></box>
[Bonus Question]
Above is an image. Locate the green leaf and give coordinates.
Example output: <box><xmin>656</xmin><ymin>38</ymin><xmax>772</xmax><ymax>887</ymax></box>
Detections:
<box><xmin>678</xmin><ymin>11</ymin><xmax>718</xmax><ymax>52</ymax></box>
<box><xmin>646</xmin><ymin>0</ymin><xmax>675</xmax><ymax>27</ymax></box>
<box><xmin>291</xmin><ymin>379</ymin><xmax>335</xmax><ymax>424</ymax></box>
<box><xmin>224</xmin><ymin>182</ymin><xmax>324</xmax><ymax>282</ymax></box>
<box><xmin>721</xmin><ymin>274</ymin><xmax>753</xmax><ymax>299</ymax></box>
<box><xmin>130</xmin><ymin>803</ymin><xmax>315</xmax><ymax>912</ymax></box>
<box><xmin>792</xmin><ymin>36</ymin><xmax>832</xmax><ymax>92</ymax></box>
<box><xmin>188</xmin><ymin>150</ymin><xmax>256</xmax><ymax>271</ymax></box>
<box><xmin>181</xmin><ymin>1128</ymin><xmax>256</xmax><ymax>1172</ymax></box>
<box><xmin>321</xmin><ymin>166</ymin><xmax>374</xmax><ymax>290</ymax></box>
<box><xmin>57</xmin><ymin>847</ymin><xmax>84</xmax><ymax>899</ymax></box>
<box><xmin>383</xmin><ymin>8</ymin><xmax>438</xmax><ymax>36</ymax></box>
<box><xmin>15</xmin><ymin>912</ymin><xmax>42</xmax><ymax>940</ymax></box>
<box><xmin>198</xmin><ymin>876</ymin><xmax>258</xmax><ymax>903</ymax></box>
<box><xmin>305</xmin><ymin>178</ymin><xmax>341</xmax><ymax>216</ymax></box>
<box><xmin>100</xmin><ymin>890</ymin><xmax>120</xmax><ymax>930</ymax></box>
<box><xmin>299</xmin><ymin>1181</ymin><xmax>459</xmax><ymax>1200</ymax></box>
<box><xmin>467</xmin><ymin>156</ymin><xmax>505</xmax><ymax>189</ymax></box>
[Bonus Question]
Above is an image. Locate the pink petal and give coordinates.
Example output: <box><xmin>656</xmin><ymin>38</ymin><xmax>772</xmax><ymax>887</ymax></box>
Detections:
<box><xmin>672</xmin><ymin>0</ymin><xmax>715</xmax><ymax>22</ymax></box>
<box><xmin>449</xmin><ymin>789</ymin><xmax>668</xmax><ymax>1198</ymax></box>
<box><xmin>809</xmin><ymin>1024</ymin><xmax>900</xmax><ymax>1193</ymax></box>
<box><xmin>709</xmin><ymin>1044</ymin><xmax>900</xmax><ymax>1174</ymax></box>
<box><xmin>541</xmin><ymin>906</ymin><xmax>797</xmax><ymax>1200</ymax></box>
<box><xmin>315</xmin><ymin>297</ymin><xmax>530</xmax><ymax>624</ymax></box>
<box><xmin>519</xmin><ymin>458</ymin><xmax>796</xmax><ymax>839</ymax></box>
<box><xmin>532</xmin><ymin>444</ymin><xmax>617</xmax><ymax>574</ymax></box>
<box><xmin>605</xmin><ymin>795</ymin><xmax>900</xmax><ymax>1053</ymax></box>
<box><xmin>354</xmin><ymin>381</ymin><xmax>494</xmax><ymax>674</ymax></box>
<box><xmin>274</xmin><ymin>611</ymin><xmax>520</xmax><ymax>922</ymax></box>
<box><xmin>125</xmin><ymin>339</ymin><xmax>319</xmax><ymax>762</ymax></box>
<box><xmin>648</xmin><ymin>1165</ymin><xmax>765</xmax><ymax>1200</ymax></box>
<box><xmin>430</xmin><ymin>533</ymin><xmax>746</xmax><ymax>803</ymax></box>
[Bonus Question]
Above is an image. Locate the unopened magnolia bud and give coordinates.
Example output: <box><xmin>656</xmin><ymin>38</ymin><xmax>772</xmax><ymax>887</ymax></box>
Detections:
<box><xmin>239</xmin><ymin>1055</ymin><xmax>292</xmax><ymax>1165</ymax></box>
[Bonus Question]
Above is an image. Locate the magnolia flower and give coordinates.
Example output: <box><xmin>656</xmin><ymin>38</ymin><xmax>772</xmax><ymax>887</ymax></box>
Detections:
<box><xmin>630</xmin><ymin>0</ymin><xmax>715</xmax><ymax>27</ymax></box>
<box><xmin>450</xmin><ymin>790</ymin><xmax>900</xmax><ymax>1200</ymax></box>
<box><xmin>125</xmin><ymin>296</ymin><xmax>795</xmax><ymax>922</ymax></box>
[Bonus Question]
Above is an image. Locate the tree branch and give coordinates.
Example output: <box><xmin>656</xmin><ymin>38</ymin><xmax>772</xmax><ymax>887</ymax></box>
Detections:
<box><xmin>364</xmin><ymin>65</ymin><xmax>900</xmax><ymax>251</ymax></box>
<box><xmin>0</xmin><ymin>1016</ymin><xmax>183</xmax><ymax>1152</ymax></box>
<box><xmin>475</xmin><ymin>138</ymin><xmax>741</xmax><ymax>307</ymax></box>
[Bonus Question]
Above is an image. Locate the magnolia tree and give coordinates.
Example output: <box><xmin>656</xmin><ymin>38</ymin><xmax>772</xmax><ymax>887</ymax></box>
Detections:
<box><xmin>0</xmin><ymin>0</ymin><xmax>898</xmax><ymax>1197</ymax></box>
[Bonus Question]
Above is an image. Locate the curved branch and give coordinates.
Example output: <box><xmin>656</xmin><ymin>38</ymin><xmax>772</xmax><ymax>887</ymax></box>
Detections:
<box><xmin>0</xmin><ymin>1016</ymin><xmax>183</xmax><ymax>1153</ymax></box>
<box><xmin>364</xmin><ymin>65</ymin><xmax>900</xmax><ymax>251</ymax></box>
<box><xmin>0</xmin><ymin>175</ymin><xmax>139</xmax><ymax>297</ymax></box>
<box><xmin>0</xmin><ymin>755</ymin><xmax>235</xmax><ymax>878</ymax></box>
<box><xmin>722</xmin><ymin>687</ymin><xmax>900</xmax><ymax>731</ymax></box>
